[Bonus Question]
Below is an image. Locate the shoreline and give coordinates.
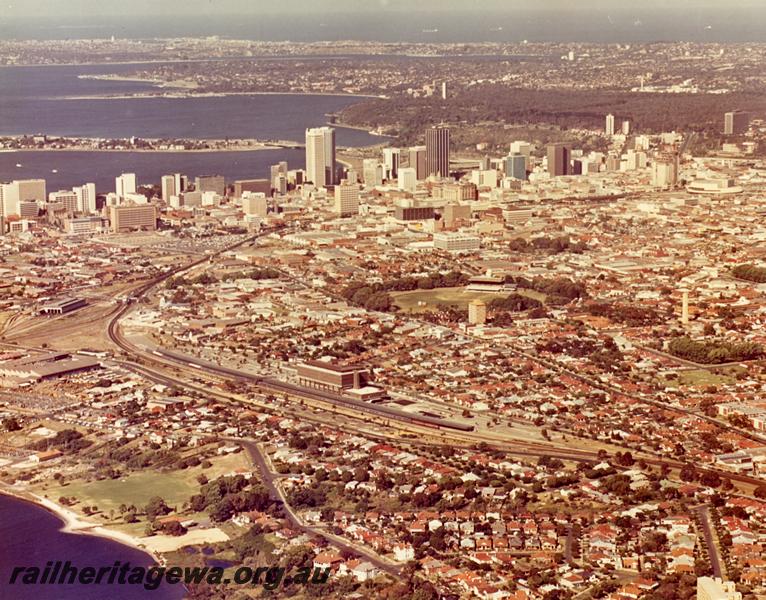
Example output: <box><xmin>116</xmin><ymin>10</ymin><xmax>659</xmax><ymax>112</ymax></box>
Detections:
<box><xmin>51</xmin><ymin>89</ymin><xmax>386</xmax><ymax>101</ymax></box>
<box><xmin>0</xmin><ymin>486</ymin><xmax>162</xmax><ymax>563</ymax></box>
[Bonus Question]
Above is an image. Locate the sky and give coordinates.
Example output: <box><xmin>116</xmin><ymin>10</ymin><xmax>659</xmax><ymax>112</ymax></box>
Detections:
<box><xmin>4</xmin><ymin>0</ymin><xmax>764</xmax><ymax>18</ymax></box>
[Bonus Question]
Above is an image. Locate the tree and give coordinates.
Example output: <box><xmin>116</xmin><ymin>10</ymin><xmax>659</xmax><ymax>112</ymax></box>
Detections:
<box><xmin>2</xmin><ymin>417</ymin><xmax>21</xmax><ymax>432</ymax></box>
<box><xmin>144</xmin><ymin>496</ymin><xmax>171</xmax><ymax>521</ymax></box>
<box><xmin>679</xmin><ymin>464</ymin><xmax>698</xmax><ymax>482</ymax></box>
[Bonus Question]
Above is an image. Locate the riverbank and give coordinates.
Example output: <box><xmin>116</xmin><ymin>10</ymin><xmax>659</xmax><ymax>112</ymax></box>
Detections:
<box><xmin>0</xmin><ymin>485</ymin><xmax>160</xmax><ymax>562</ymax></box>
<box><xmin>55</xmin><ymin>89</ymin><xmax>387</xmax><ymax>101</ymax></box>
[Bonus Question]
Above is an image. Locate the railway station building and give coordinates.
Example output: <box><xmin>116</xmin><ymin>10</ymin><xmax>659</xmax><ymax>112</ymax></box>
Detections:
<box><xmin>296</xmin><ymin>360</ymin><xmax>380</xmax><ymax>397</ymax></box>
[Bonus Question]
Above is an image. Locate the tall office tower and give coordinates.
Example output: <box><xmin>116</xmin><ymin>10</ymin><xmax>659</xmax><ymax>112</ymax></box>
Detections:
<box><xmin>425</xmin><ymin>126</ymin><xmax>450</xmax><ymax>178</ymax></box>
<box><xmin>195</xmin><ymin>175</ymin><xmax>226</xmax><ymax>196</ymax></box>
<box><xmin>441</xmin><ymin>81</ymin><xmax>447</xmax><ymax>100</ymax></box>
<box><xmin>1</xmin><ymin>179</ymin><xmax>46</xmax><ymax>217</ymax></box>
<box><xmin>468</xmin><ymin>300</ymin><xmax>486</xmax><ymax>325</ymax></box>
<box><xmin>605</xmin><ymin>113</ymin><xmax>615</xmax><ymax>136</ymax></box>
<box><xmin>504</xmin><ymin>154</ymin><xmax>527</xmax><ymax>180</ymax></box>
<box><xmin>161</xmin><ymin>175</ymin><xmax>176</xmax><ymax>202</ymax></box>
<box><xmin>362</xmin><ymin>159</ymin><xmax>384</xmax><ymax>188</ymax></box>
<box><xmin>241</xmin><ymin>192</ymin><xmax>268</xmax><ymax>218</ymax></box>
<box><xmin>115</xmin><ymin>173</ymin><xmax>136</xmax><ymax>200</ymax></box>
<box><xmin>334</xmin><ymin>180</ymin><xmax>360</xmax><ymax>217</ymax></box>
<box><xmin>724</xmin><ymin>110</ymin><xmax>750</xmax><ymax>135</ymax></box>
<box><xmin>173</xmin><ymin>173</ymin><xmax>186</xmax><ymax>195</ymax></box>
<box><xmin>383</xmin><ymin>148</ymin><xmax>400</xmax><ymax>179</ymax></box>
<box><xmin>547</xmin><ymin>143</ymin><xmax>571</xmax><ymax>176</ymax></box>
<box><xmin>274</xmin><ymin>173</ymin><xmax>287</xmax><ymax>195</ymax></box>
<box><xmin>479</xmin><ymin>155</ymin><xmax>491</xmax><ymax>171</ymax></box>
<box><xmin>269</xmin><ymin>161</ymin><xmax>288</xmax><ymax>190</ymax></box>
<box><xmin>634</xmin><ymin>135</ymin><xmax>651</xmax><ymax>151</ymax></box>
<box><xmin>622</xmin><ymin>120</ymin><xmax>631</xmax><ymax>135</ymax></box>
<box><xmin>48</xmin><ymin>190</ymin><xmax>78</xmax><ymax>216</ymax></box>
<box><xmin>73</xmin><ymin>183</ymin><xmax>96</xmax><ymax>214</ymax></box>
<box><xmin>652</xmin><ymin>152</ymin><xmax>679</xmax><ymax>188</ymax></box>
<box><xmin>305</xmin><ymin>127</ymin><xmax>336</xmax><ymax>187</ymax></box>
<box><xmin>408</xmin><ymin>146</ymin><xmax>427</xmax><ymax>180</ymax></box>
<box><xmin>397</xmin><ymin>167</ymin><xmax>417</xmax><ymax>193</ymax></box>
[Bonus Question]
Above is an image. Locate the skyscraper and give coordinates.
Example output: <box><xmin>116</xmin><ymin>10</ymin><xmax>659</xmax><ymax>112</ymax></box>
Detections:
<box><xmin>115</xmin><ymin>173</ymin><xmax>136</xmax><ymax>200</ymax></box>
<box><xmin>173</xmin><ymin>173</ymin><xmax>186</xmax><ymax>195</ymax></box>
<box><xmin>363</xmin><ymin>159</ymin><xmax>384</xmax><ymax>188</ymax></box>
<box><xmin>408</xmin><ymin>146</ymin><xmax>427</xmax><ymax>180</ymax></box>
<box><xmin>383</xmin><ymin>148</ymin><xmax>400</xmax><ymax>180</ymax></box>
<box><xmin>334</xmin><ymin>180</ymin><xmax>360</xmax><ymax>217</ymax></box>
<box><xmin>195</xmin><ymin>175</ymin><xmax>226</xmax><ymax>196</ymax></box>
<box><xmin>425</xmin><ymin>126</ymin><xmax>450</xmax><ymax>178</ymax></box>
<box><xmin>622</xmin><ymin>120</ymin><xmax>631</xmax><ymax>135</ymax></box>
<box><xmin>305</xmin><ymin>127</ymin><xmax>336</xmax><ymax>188</ymax></box>
<box><xmin>161</xmin><ymin>175</ymin><xmax>176</xmax><ymax>202</ymax></box>
<box><xmin>724</xmin><ymin>111</ymin><xmax>749</xmax><ymax>135</ymax></box>
<box><xmin>547</xmin><ymin>143</ymin><xmax>571</xmax><ymax>176</ymax></box>
<box><xmin>652</xmin><ymin>152</ymin><xmax>679</xmax><ymax>188</ymax></box>
<box><xmin>504</xmin><ymin>154</ymin><xmax>527</xmax><ymax>180</ymax></box>
<box><xmin>605</xmin><ymin>114</ymin><xmax>615</xmax><ymax>136</ymax></box>
<box><xmin>74</xmin><ymin>183</ymin><xmax>97</xmax><ymax>214</ymax></box>
<box><xmin>397</xmin><ymin>168</ymin><xmax>417</xmax><ymax>193</ymax></box>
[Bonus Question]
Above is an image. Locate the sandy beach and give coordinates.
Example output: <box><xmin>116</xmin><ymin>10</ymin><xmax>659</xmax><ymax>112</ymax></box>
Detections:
<box><xmin>0</xmin><ymin>486</ymin><xmax>160</xmax><ymax>560</ymax></box>
<box><xmin>1</xmin><ymin>486</ymin><xmax>230</xmax><ymax>557</ymax></box>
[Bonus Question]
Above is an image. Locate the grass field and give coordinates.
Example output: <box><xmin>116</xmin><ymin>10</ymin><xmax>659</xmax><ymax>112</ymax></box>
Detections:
<box><xmin>391</xmin><ymin>286</ymin><xmax>546</xmax><ymax>313</ymax></box>
<box><xmin>36</xmin><ymin>453</ymin><xmax>248</xmax><ymax>515</ymax></box>
<box><xmin>661</xmin><ymin>366</ymin><xmax>744</xmax><ymax>389</ymax></box>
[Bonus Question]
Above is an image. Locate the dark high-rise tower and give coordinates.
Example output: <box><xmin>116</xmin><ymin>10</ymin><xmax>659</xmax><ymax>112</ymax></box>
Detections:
<box><xmin>547</xmin><ymin>143</ymin><xmax>571</xmax><ymax>177</ymax></box>
<box><xmin>425</xmin><ymin>126</ymin><xmax>450</xmax><ymax>178</ymax></box>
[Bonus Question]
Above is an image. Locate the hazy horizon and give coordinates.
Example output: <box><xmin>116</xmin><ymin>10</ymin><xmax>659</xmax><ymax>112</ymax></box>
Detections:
<box><xmin>3</xmin><ymin>3</ymin><xmax>766</xmax><ymax>44</ymax></box>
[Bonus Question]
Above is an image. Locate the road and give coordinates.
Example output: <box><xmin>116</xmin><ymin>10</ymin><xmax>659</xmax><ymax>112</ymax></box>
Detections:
<box><xmin>240</xmin><ymin>440</ymin><xmax>402</xmax><ymax>578</ymax></box>
<box><xmin>694</xmin><ymin>505</ymin><xmax>724</xmax><ymax>578</ymax></box>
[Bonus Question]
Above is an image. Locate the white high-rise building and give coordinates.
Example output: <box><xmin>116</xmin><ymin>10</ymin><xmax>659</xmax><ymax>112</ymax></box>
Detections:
<box><xmin>362</xmin><ymin>158</ymin><xmax>384</xmax><ymax>188</ymax></box>
<box><xmin>652</xmin><ymin>153</ymin><xmax>679</xmax><ymax>188</ymax></box>
<box><xmin>115</xmin><ymin>173</ymin><xmax>137</xmax><ymax>200</ymax></box>
<box><xmin>48</xmin><ymin>190</ymin><xmax>78</xmax><ymax>216</ymax></box>
<box><xmin>622</xmin><ymin>120</ymin><xmax>631</xmax><ymax>135</ymax></box>
<box><xmin>605</xmin><ymin>113</ymin><xmax>615</xmax><ymax>136</ymax></box>
<box><xmin>334</xmin><ymin>180</ymin><xmax>359</xmax><ymax>217</ymax></box>
<box><xmin>305</xmin><ymin>127</ymin><xmax>336</xmax><ymax>188</ymax></box>
<box><xmin>397</xmin><ymin>167</ymin><xmax>417</xmax><ymax>193</ymax></box>
<box><xmin>73</xmin><ymin>183</ymin><xmax>97</xmax><ymax>214</ymax></box>
<box><xmin>161</xmin><ymin>175</ymin><xmax>176</xmax><ymax>202</ymax></box>
<box><xmin>0</xmin><ymin>179</ymin><xmax>46</xmax><ymax>217</ymax></box>
<box><xmin>173</xmin><ymin>173</ymin><xmax>185</xmax><ymax>195</ymax></box>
